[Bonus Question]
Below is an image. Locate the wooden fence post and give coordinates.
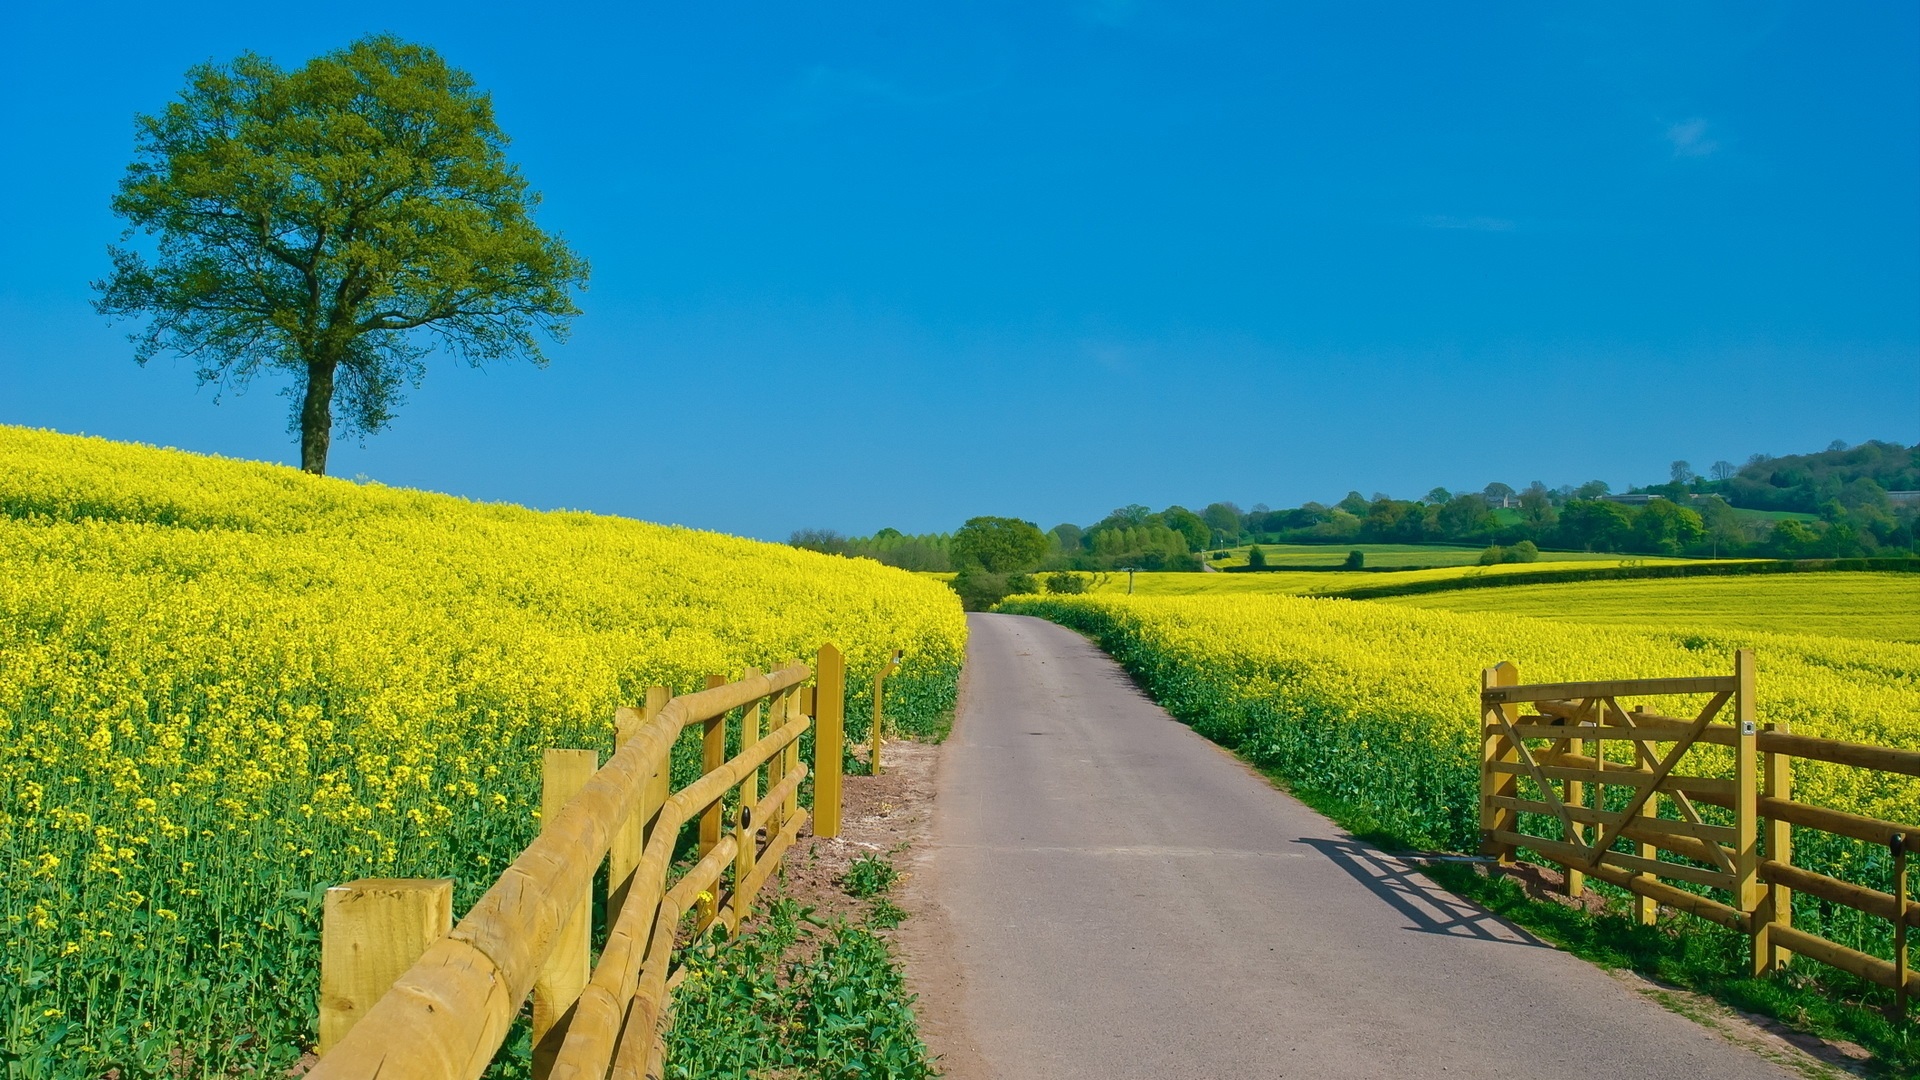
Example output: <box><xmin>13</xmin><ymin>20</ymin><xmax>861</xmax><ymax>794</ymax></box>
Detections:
<box><xmin>1894</xmin><ymin>832</ymin><xmax>1909</xmax><ymax>1022</ymax></box>
<box><xmin>700</xmin><ymin>674</ymin><xmax>728</xmax><ymax>857</ymax></box>
<box><xmin>766</xmin><ymin>684</ymin><xmax>789</xmax><ymax>832</ymax></box>
<box><xmin>815</xmin><ymin>643</ymin><xmax>845</xmax><ymax>838</ymax></box>
<box><xmin>318</xmin><ymin>878</ymin><xmax>453</xmax><ymax>1053</ymax></box>
<box><xmin>1634</xmin><ymin>789</ymin><xmax>1660</xmax><ymax>926</ymax></box>
<box><xmin>1566</xmin><ymin>723</ymin><xmax>1586</xmax><ymax>900</ymax></box>
<box><xmin>608</xmin><ymin>685</ymin><xmax>671</xmax><ymax>933</ymax></box>
<box><xmin>642</xmin><ymin>684</ymin><xmax>672</xmax><ymax>847</ymax></box>
<box><xmin>788</xmin><ymin>677</ymin><xmax>807</xmax><ymax>825</ymax></box>
<box><xmin>870</xmin><ymin>649</ymin><xmax>901</xmax><ymax>776</ymax></box>
<box><xmin>534</xmin><ymin>748</ymin><xmax>600</xmax><ymax>1076</ymax></box>
<box><xmin>734</xmin><ymin>668</ymin><xmax>763</xmax><ymax>917</ymax></box>
<box><xmin>1480</xmin><ymin>662</ymin><xmax>1519</xmax><ymax>863</ymax></box>
<box><xmin>1630</xmin><ymin>704</ymin><xmax>1658</xmax><ymax>925</ymax></box>
<box><xmin>1760</xmin><ymin>720</ymin><xmax>1794</xmax><ymax>971</ymax></box>
<box><xmin>1735</xmin><ymin>649</ymin><xmax>1764</xmax><ymax>977</ymax></box>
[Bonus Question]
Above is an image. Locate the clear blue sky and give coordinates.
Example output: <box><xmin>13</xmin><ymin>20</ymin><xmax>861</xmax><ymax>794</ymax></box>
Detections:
<box><xmin>2</xmin><ymin>2</ymin><xmax>1916</xmax><ymax>539</ymax></box>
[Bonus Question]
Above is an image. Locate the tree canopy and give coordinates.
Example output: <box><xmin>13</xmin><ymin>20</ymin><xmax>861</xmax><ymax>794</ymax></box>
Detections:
<box><xmin>952</xmin><ymin>516</ymin><xmax>1048</xmax><ymax>573</ymax></box>
<box><xmin>94</xmin><ymin>35</ymin><xmax>589</xmax><ymax>474</ymax></box>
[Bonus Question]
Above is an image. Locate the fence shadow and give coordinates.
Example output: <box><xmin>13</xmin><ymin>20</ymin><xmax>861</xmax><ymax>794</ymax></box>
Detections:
<box><xmin>1298</xmin><ymin>837</ymin><xmax>1549</xmax><ymax>947</ymax></box>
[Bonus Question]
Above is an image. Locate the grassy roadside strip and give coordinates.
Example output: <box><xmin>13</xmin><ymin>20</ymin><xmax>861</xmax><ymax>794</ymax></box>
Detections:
<box><xmin>997</xmin><ymin>597</ymin><xmax>1917</xmax><ymax>1076</ymax></box>
<box><xmin>1318</xmin><ymin>556</ymin><xmax>1920</xmax><ymax>602</ymax></box>
<box><xmin>661</xmin><ymin>734</ymin><xmax>940</xmax><ymax>1078</ymax></box>
<box><xmin>663</xmin><ymin>893</ymin><xmax>933</xmax><ymax>1078</ymax></box>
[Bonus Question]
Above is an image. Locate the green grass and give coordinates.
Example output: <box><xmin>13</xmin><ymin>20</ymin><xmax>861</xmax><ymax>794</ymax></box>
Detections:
<box><xmin>1380</xmin><ymin>572</ymin><xmax>1920</xmax><ymax>642</ymax></box>
<box><xmin>1730</xmin><ymin>507</ymin><xmax>1822</xmax><ymax>523</ymax></box>
<box><xmin>663</xmin><ymin>899</ymin><xmax>937</xmax><ymax>1079</ymax></box>
<box><xmin>841</xmin><ymin>853</ymin><xmax>900</xmax><ymax>898</ymax></box>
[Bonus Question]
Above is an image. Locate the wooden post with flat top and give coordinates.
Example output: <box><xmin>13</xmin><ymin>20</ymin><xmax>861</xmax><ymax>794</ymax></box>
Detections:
<box><xmin>1480</xmin><ymin>662</ymin><xmax>1520</xmax><ymax>862</ymax></box>
<box><xmin>700</xmin><ymin>673</ymin><xmax>728</xmax><ymax>856</ymax></box>
<box><xmin>1893</xmin><ymin>832</ymin><xmax>1909</xmax><ymax>1022</ymax></box>
<box><xmin>1633</xmin><ymin>789</ymin><xmax>1660</xmax><ymax>925</ymax></box>
<box><xmin>1630</xmin><ymin>704</ymin><xmax>1658</xmax><ymax>925</ymax></box>
<box><xmin>815</xmin><ymin>643</ymin><xmax>846</xmax><ymax>838</ymax></box>
<box><xmin>1735</xmin><ymin>649</ymin><xmax>1764</xmax><ymax>977</ymax></box>
<box><xmin>533</xmin><ymin>748</ymin><xmax>599</xmax><ymax>1077</ymax></box>
<box><xmin>1566</xmin><ymin>722</ymin><xmax>1586</xmax><ymax>900</ymax></box>
<box><xmin>734</xmin><ymin>667</ymin><xmax>762</xmax><ymax>911</ymax></box>
<box><xmin>318</xmin><ymin>878</ymin><xmax>452</xmax><ymax>1053</ymax></box>
<box><xmin>1760</xmin><ymin>720</ymin><xmax>1794</xmax><ymax>970</ymax></box>
<box><xmin>788</xmin><ymin>677</ymin><xmax>808</xmax><ymax>824</ymax></box>
<box><xmin>765</xmin><ymin>683</ymin><xmax>789</xmax><ymax>832</ymax></box>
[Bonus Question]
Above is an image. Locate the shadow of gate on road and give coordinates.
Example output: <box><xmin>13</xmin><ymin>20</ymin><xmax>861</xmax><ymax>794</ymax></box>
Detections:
<box><xmin>1298</xmin><ymin>837</ymin><xmax>1550</xmax><ymax>947</ymax></box>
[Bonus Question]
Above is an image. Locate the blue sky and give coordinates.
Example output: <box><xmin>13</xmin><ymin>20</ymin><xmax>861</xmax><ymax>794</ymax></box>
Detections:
<box><xmin>2</xmin><ymin>2</ymin><xmax>1915</xmax><ymax>539</ymax></box>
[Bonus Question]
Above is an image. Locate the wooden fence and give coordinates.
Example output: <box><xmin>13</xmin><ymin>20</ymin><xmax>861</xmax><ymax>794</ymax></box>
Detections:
<box><xmin>1481</xmin><ymin>649</ymin><xmax>1918</xmax><ymax>1018</ymax></box>
<box><xmin>309</xmin><ymin>643</ymin><xmax>857</xmax><ymax>1078</ymax></box>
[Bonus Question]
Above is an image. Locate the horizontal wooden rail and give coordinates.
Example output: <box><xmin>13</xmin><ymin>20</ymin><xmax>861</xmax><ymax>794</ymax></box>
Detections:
<box><xmin>1487</xmin><ymin>829</ymin><xmax>1734</xmax><ymax>890</ymax></box>
<box><xmin>1482</xmin><ymin>675</ymin><xmax>1737</xmax><ymax>705</ymax></box>
<box><xmin>1770</xmin><ymin>925</ymin><xmax>1919</xmax><ymax>994</ymax></box>
<box><xmin>1499</xmin><ymin>718</ymin><xmax>1739</xmax><ymax>748</ymax></box>
<box><xmin>1485</xmin><ymin>795</ymin><xmax>1736</xmax><ymax>847</ymax></box>
<box><xmin>1761</xmin><ymin>860</ymin><xmax>1920</xmax><ymax>930</ymax></box>
<box><xmin>1760</xmin><ymin>796</ymin><xmax>1919</xmax><ymax>848</ymax></box>
<box><xmin>1758</xmin><ymin>731</ymin><xmax>1920</xmax><ymax>778</ymax></box>
<box><xmin>1486</xmin><ymin>758</ymin><xmax>1738</xmax><ymax>801</ymax></box>
<box><xmin>310</xmin><ymin>647</ymin><xmax>859</xmax><ymax>1080</ymax></box>
<box><xmin>1582</xmin><ymin>858</ymin><xmax>1749</xmax><ymax>931</ymax></box>
<box><xmin>607</xmin><ymin>835</ymin><xmax>739</xmax><ymax>1080</ymax></box>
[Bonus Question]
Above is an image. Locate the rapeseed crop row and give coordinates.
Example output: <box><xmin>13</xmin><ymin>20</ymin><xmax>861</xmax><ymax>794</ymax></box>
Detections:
<box><xmin>1381</xmin><ymin>571</ymin><xmax>1920</xmax><ymax>642</ymax></box>
<box><xmin>999</xmin><ymin>592</ymin><xmax>1920</xmax><ymax>961</ymax></box>
<box><xmin>0</xmin><ymin>425</ymin><xmax>965</xmax><ymax>1074</ymax></box>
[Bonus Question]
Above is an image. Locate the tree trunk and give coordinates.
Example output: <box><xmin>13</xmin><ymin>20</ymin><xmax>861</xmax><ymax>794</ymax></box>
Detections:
<box><xmin>300</xmin><ymin>357</ymin><xmax>337</xmax><ymax>475</ymax></box>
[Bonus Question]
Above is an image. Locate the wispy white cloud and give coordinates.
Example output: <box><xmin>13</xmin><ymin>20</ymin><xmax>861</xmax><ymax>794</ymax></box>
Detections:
<box><xmin>1421</xmin><ymin>215</ymin><xmax>1515</xmax><ymax>232</ymax></box>
<box><xmin>1665</xmin><ymin>117</ymin><xmax>1719</xmax><ymax>157</ymax></box>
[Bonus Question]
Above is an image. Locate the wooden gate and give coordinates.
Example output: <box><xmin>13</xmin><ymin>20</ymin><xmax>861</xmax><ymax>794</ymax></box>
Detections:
<box><xmin>1480</xmin><ymin>652</ymin><xmax>1757</xmax><ymax>934</ymax></box>
<box><xmin>1480</xmin><ymin>648</ymin><xmax>1919</xmax><ymax>1017</ymax></box>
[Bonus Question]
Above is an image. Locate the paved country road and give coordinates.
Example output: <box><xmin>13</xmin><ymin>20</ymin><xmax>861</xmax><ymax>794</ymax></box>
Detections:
<box><xmin>908</xmin><ymin>612</ymin><xmax>1796</xmax><ymax>1080</ymax></box>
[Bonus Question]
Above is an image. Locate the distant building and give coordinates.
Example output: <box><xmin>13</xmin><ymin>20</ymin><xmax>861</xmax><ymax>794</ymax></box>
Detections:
<box><xmin>1889</xmin><ymin>491</ymin><xmax>1920</xmax><ymax>506</ymax></box>
<box><xmin>1600</xmin><ymin>493</ymin><xmax>1663</xmax><ymax>505</ymax></box>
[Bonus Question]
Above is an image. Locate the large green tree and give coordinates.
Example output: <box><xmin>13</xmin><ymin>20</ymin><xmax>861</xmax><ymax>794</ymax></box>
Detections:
<box><xmin>951</xmin><ymin>516</ymin><xmax>1048</xmax><ymax>573</ymax></box>
<box><xmin>94</xmin><ymin>35</ymin><xmax>589</xmax><ymax>474</ymax></box>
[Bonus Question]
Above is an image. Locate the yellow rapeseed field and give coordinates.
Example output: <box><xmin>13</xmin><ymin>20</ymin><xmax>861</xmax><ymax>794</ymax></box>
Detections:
<box><xmin>1381</xmin><ymin>571</ymin><xmax>1920</xmax><ymax>642</ymax></box>
<box><xmin>0</xmin><ymin>425</ymin><xmax>965</xmax><ymax>1074</ymax></box>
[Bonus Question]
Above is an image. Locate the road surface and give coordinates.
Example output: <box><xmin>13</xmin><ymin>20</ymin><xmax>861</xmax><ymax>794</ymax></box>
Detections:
<box><xmin>911</xmin><ymin>612</ymin><xmax>1795</xmax><ymax>1079</ymax></box>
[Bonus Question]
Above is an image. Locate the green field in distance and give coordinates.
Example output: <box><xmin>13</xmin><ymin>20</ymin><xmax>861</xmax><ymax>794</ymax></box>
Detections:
<box><xmin>1087</xmin><ymin>557</ymin><xmax>1709</xmax><ymax>597</ymax></box>
<box><xmin>1204</xmin><ymin>543</ymin><xmax>1695</xmax><ymax>570</ymax></box>
<box><xmin>1376</xmin><ymin>571</ymin><xmax>1920</xmax><ymax>642</ymax></box>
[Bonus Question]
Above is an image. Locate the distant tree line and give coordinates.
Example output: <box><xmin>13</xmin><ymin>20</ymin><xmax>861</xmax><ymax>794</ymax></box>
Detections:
<box><xmin>787</xmin><ymin>440</ymin><xmax>1919</xmax><ymax>600</ymax></box>
<box><xmin>788</xmin><ymin>528</ymin><xmax>954</xmax><ymax>572</ymax></box>
<box><xmin>1179</xmin><ymin>440</ymin><xmax>1918</xmax><ymax>560</ymax></box>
